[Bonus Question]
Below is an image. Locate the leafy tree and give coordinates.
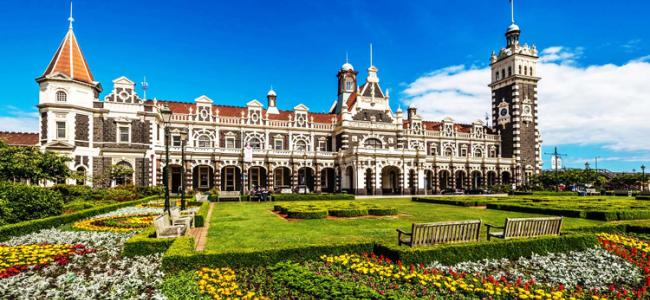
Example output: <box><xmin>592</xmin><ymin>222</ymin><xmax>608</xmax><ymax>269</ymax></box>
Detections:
<box><xmin>0</xmin><ymin>141</ymin><xmax>71</xmax><ymax>184</ymax></box>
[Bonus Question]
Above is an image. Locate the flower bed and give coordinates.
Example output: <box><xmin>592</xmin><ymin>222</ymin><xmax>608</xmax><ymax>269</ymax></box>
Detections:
<box><xmin>0</xmin><ymin>229</ymin><xmax>164</xmax><ymax>299</ymax></box>
<box><xmin>197</xmin><ymin>267</ymin><xmax>268</xmax><ymax>299</ymax></box>
<box><xmin>73</xmin><ymin>213</ymin><xmax>157</xmax><ymax>232</ymax></box>
<box><xmin>0</xmin><ymin>243</ymin><xmax>91</xmax><ymax>278</ymax></box>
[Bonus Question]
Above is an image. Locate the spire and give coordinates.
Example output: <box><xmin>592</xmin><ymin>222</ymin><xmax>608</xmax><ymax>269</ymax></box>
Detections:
<box><xmin>505</xmin><ymin>0</ymin><xmax>520</xmax><ymax>47</ymax></box>
<box><xmin>510</xmin><ymin>0</ymin><xmax>515</xmax><ymax>24</ymax></box>
<box><xmin>40</xmin><ymin>2</ymin><xmax>94</xmax><ymax>85</ymax></box>
<box><xmin>369</xmin><ymin>43</ymin><xmax>374</xmax><ymax>67</ymax></box>
<box><xmin>366</xmin><ymin>43</ymin><xmax>379</xmax><ymax>83</ymax></box>
<box><xmin>68</xmin><ymin>0</ymin><xmax>74</xmax><ymax>29</ymax></box>
<box><xmin>141</xmin><ymin>76</ymin><xmax>149</xmax><ymax>101</ymax></box>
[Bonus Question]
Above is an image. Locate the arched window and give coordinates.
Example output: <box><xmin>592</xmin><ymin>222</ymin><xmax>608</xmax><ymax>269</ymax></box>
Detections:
<box><xmin>294</xmin><ymin>140</ymin><xmax>308</xmax><ymax>151</ymax></box>
<box><xmin>444</xmin><ymin>147</ymin><xmax>454</xmax><ymax>157</ymax></box>
<box><xmin>114</xmin><ymin>161</ymin><xmax>133</xmax><ymax>186</ymax></box>
<box><xmin>507</xmin><ymin>66</ymin><xmax>512</xmax><ymax>77</ymax></box>
<box><xmin>76</xmin><ymin>167</ymin><xmax>86</xmax><ymax>185</ymax></box>
<box><xmin>345</xmin><ymin>79</ymin><xmax>353</xmax><ymax>91</ymax></box>
<box><xmin>56</xmin><ymin>91</ymin><xmax>67</xmax><ymax>102</ymax></box>
<box><xmin>524</xmin><ymin>66</ymin><xmax>528</xmax><ymax>76</ymax></box>
<box><xmin>248</xmin><ymin>137</ymin><xmax>262</xmax><ymax>149</ymax></box>
<box><xmin>197</xmin><ymin>135</ymin><xmax>211</xmax><ymax>148</ymax></box>
<box><xmin>529</xmin><ymin>67</ymin><xmax>533</xmax><ymax>76</ymax></box>
<box><xmin>518</xmin><ymin>65</ymin><xmax>522</xmax><ymax>74</ymax></box>
<box><xmin>495</xmin><ymin>71</ymin><xmax>499</xmax><ymax>80</ymax></box>
<box><xmin>364</xmin><ymin>138</ymin><xmax>382</xmax><ymax>149</ymax></box>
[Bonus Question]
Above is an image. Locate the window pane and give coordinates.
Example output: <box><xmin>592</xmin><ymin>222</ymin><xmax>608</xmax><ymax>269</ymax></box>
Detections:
<box><xmin>56</xmin><ymin>122</ymin><xmax>66</xmax><ymax>138</ymax></box>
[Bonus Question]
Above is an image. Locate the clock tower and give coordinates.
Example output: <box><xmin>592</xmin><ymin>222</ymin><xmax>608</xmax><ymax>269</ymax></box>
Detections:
<box><xmin>489</xmin><ymin>1</ymin><xmax>542</xmax><ymax>185</ymax></box>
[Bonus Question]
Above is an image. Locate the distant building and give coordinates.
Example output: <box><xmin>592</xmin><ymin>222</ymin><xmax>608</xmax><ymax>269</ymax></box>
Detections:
<box><xmin>22</xmin><ymin>5</ymin><xmax>541</xmax><ymax>194</ymax></box>
<box><xmin>0</xmin><ymin>132</ymin><xmax>38</xmax><ymax>147</ymax></box>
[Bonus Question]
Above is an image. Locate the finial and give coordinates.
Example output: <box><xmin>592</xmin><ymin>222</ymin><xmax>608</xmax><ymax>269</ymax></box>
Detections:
<box><xmin>369</xmin><ymin>43</ymin><xmax>373</xmax><ymax>67</ymax></box>
<box><xmin>68</xmin><ymin>0</ymin><xmax>74</xmax><ymax>29</ymax></box>
<box><xmin>510</xmin><ymin>0</ymin><xmax>515</xmax><ymax>24</ymax></box>
<box><xmin>345</xmin><ymin>52</ymin><xmax>349</xmax><ymax>64</ymax></box>
<box><xmin>141</xmin><ymin>76</ymin><xmax>149</xmax><ymax>101</ymax></box>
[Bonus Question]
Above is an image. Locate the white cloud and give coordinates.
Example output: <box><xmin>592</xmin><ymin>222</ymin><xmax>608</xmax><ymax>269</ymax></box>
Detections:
<box><xmin>401</xmin><ymin>47</ymin><xmax>650</xmax><ymax>152</ymax></box>
<box><xmin>0</xmin><ymin>106</ymin><xmax>39</xmax><ymax>132</ymax></box>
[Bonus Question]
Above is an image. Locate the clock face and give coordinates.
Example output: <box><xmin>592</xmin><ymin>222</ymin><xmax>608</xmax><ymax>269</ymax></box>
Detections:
<box><xmin>523</xmin><ymin>105</ymin><xmax>531</xmax><ymax>115</ymax></box>
<box><xmin>500</xmin><ymin>108</ymin><xmax>508</xmax><ymax>116</ymax></box>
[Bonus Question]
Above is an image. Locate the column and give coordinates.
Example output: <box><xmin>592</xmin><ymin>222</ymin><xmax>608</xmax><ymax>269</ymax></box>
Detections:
<box><xmin>242</xmin><ymin>164</ymin><xmax>249</xmax><ymax>194</ymax></box>
<box><xmin>214</xmin><ymin>162</ymin><xmax>221</xmax><ymax>192</ymax></box>
<box><xmin>398</xmin><ymin>169</ymin><xmax>405</xmax><ymax>195</ymax></box>
<box><xmin>267</xmin><ymin>165</ymin><xmax>274</xmax><ymax>192</ymax></box>
<box><xmin>291</xmin><ymin>164</ymin><xmax>298</xmax><ymax>192</ymax></box>
<box><xmin>335</xmin><ymin>167</ymin><xmax>341</xmax><ymax>193</ymax></box>
<box><xmin>314</xmin><ymin>165</ymin><xmax>322</xmax><ymax>193</ymax></box>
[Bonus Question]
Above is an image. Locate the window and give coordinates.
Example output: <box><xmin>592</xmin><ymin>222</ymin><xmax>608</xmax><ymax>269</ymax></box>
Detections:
<box><xmin>501</xmin><ymin>69</ymin><xmax>505</xmax><ymax>79</ymax></box>
<box><xmin>56</xmin><ymin>91</ymin><xmax>67</xmax><ymax>102</ymax></box>
<box><xmin>318</xmin><ymin>140</ymin><xmax>327</xmax><ymax>151</ymax></box>
<box><xmin>444</xmin><ymin>147</ymin><xmax>454</xmax><ymax>157</ymax></box>
<box><xmin>530</xmin><ymin>67</ymin><xmax>533</xmax><ymax>76</ymax></box>
<box><xmin>294</xmin><ymin>140</ymin><xmax>308</xmax><ymax>151</ymax></box>
<box><xmin>274</xmin><ymin>138</ymin><xmax>283</xmax><ymax>150</ymax></box>
<box><xmin>225</xmin><ymin>137</ymin><xmax>235</xmax><ymax>149</ymax></box>
<box><xmin>118</xmin><ymin>126</ymin><xmax>130</xmax><ymax>143</ymax></box>
<box><xmin>56</xmin><ymin>121</ymin><xmax>66</xmax><ymax>139</ymax></box>
<box><xmin>172</xmin><ymin>135</ymin><xmax>181</xmax><ymax>147</ymax></box>
<box><xmin>198</xmin><ymin>166</ymin><xmax>210</xmax><ymax>188</ymax></box>
<box><xmin>364</xmin><ymin>138</ymin><xmax>382</xmax><ymax>149</ymax></box>
<box><xmin>345</xmin><ymin>79</ymin><xmax>353</xmax><ymax>91</ymax></box>
<box><xmin>76</xmin><ymin>167</ymin><xmax>86</xmax><ymax>185</ymax></box>
<box><xmin>507</xmin><ymin>66</ymin><xmax>512</xmax><ymax>77</ymax></box>
<box><xmin>474</xmin><ymin>149</ymin><xmax>483</xmax><ymax>158</ymax></box>
<box><xmin>495</xmin><ymin>71</ymin><xmax>499</xmax><ymax>80</ymax></box>
<box><xmin>518</xmin><ymin>65</ymin><xmax>522</xmax><ymax>74</ymax></box>
<box><xmin>197</xmin><ymin>135</ymin><xmax>211</xmax><ymax>148</ymax></box>
<box><xmin>248</xmin><ymin>138</ymin><xmax>262</xmax><ymax>149</ymax></box>
<box><xmin>430</xmin><ymin>146</ymin><xmax>437</xmax><ymax>156</ymax></box>
<box><xmin>524</xmin><ymin>66</ymin><xmax>528</xmax><ymax>76</ymax></box>
<box><xmin>489</xmin><ymin>148</ymin><xmax>497</xmax><ymax>158</ymax></box>
<box><xmin>224</xmin><ymin>167</ymin><xmax>236</xmax><ymax>191</ymax></box>
<box><xmin>460</xmin><ymin>148</ymin><xmax>468</xmax><ymax>157</ymax></box>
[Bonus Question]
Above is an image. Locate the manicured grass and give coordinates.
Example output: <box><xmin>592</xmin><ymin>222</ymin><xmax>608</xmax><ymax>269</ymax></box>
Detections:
<box><xmin>205</xmin><ymin>198</ymin><xmax>602</xmax><ymax>252</ymax></box>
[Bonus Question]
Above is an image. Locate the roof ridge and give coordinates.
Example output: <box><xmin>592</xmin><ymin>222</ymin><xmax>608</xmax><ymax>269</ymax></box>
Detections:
<box><xmin>0</xmin><ymin>131</ymin><xmax>38</xmax><ymax>135</ymax></box>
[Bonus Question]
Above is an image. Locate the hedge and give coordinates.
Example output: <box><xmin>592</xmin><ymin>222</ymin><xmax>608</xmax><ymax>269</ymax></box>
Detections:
<box><xmin>367</xmin><ymin>207</ymin><xmax>398</xmax><ymax>216</ymax></box>
<box><xmin>413</xmin><ymin>197</ymin><xmax>498</xmax><ymax>207</ymax></box>
<box><xmin>162</xmin><ymin>236</ymin><xmax>374</xmax><ymax>271</ymax></box>
<box><xmin>0</xmin><ymin>182</ymin><xmax>64</xmax><ymax>224</ymax></box>
<box><xmin>122</xmin><ymin>227</ymin><xmax>176</xmax><ymax>257</ymax></box>
<box><xmin>287</xmin><ymin>208</ymin><xmax>328</xmax><ymax>219</ymax></box>
<box><xmin>271</xmin><ymin>193</ymin><xmax>355</xmax><ymax>201</ymax></box>
<box><xmin>0</xmin><ymin>195</ymin><xmax>160</xmax><ymax>241</ymax></box>
<box><xmin>487</xmin><ymin>202</ymin><xmax>650</xmax><ymax>221</ymax></box>
<box><xmin>374</xmin><ymin>233</ymin><xmax>598</xmax><ymax>265</ymax></box>
<box><xmin>193</xmin><ymin>201</ymin><xmax>210</xmax><ymax>228</ymax></box>
<box><xmin>328</xmin><ymin>208</ymin><xmax>368</xmax><ymax>217</ymax></box>
<box><xmin>636</xmin><ymin>195</ymin><xmax>650</xmax><ymax>201</ymax></box>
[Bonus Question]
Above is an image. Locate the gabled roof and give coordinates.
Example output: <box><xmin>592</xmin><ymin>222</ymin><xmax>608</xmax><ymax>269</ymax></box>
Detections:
<box><xmin>42</xmin><ymin>29</ymin><xmax>94</xmax><ymax>84</ymax></box>
<box><xmin>0</xmin><ymin>132</ymin><xmax>38</xmax><ymax>146</ymax></box>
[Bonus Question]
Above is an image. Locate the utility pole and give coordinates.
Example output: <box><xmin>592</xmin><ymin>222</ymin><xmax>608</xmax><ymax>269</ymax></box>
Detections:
<box><xmin>544</xmin><ymin>147</ymin><xmax>567</xmax><ymax>191</ymax></box>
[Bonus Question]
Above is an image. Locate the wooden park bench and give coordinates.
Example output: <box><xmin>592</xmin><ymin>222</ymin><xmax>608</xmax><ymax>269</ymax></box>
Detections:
<box><xmin>217</xmin><ymin>191</ymin><xmax>241</xmax><ymax>202</ymax></box>
<box><xmin>396</xmin><ymin>220</ymin><xmax>482</xmax><ymax>247</ymax></box>
<box><xmin>485</xmin><ymin>217</ymin><xmax>563</xmax><ymax>241</ymax></box>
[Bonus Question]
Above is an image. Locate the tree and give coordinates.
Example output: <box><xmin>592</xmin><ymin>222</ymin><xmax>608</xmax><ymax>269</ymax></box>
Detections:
<box><xmin>0</xmin><ymin>142</ymin><xmax>71</xmax><ymax>184</ymax></box>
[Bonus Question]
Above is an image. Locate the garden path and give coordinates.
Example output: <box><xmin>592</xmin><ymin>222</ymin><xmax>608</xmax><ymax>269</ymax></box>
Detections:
<box><xmin>191</xmin><ymin>202</ymin><xmax>215</xmax><ymax>251</ymax></box>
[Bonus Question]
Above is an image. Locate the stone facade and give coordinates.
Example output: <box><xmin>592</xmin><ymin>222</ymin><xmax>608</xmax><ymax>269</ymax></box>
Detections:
<box><xmin>34</xmin><ymin>12</ymin><xmax>541</xmax><ymax>193</ymax></box>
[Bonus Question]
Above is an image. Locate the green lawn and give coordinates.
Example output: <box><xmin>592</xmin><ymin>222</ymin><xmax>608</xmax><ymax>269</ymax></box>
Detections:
<box><xmin>205</xmin><ymin>198</ymin><xmax>603</xmax><ymax>252</ymax></box>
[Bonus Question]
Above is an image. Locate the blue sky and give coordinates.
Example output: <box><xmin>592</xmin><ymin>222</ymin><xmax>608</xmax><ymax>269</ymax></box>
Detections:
<box><xmin>0</xmin><ymin>0</ymin><xmax>648</xmax><ymax>172</ymax></box>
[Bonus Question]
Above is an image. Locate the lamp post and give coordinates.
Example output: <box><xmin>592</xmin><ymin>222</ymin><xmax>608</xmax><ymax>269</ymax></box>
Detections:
<box><xmin>180</xmin><ymin>128</ymin><xmax>188</xmax><ymax>210</ymax></box>
<box><xmin>160</xmin><ymin>105</ymin><xmax>173</xmax><ymax>217</ymax></box>
<box><xmin>642</xmin><ymin>164</ymin><xmax>646</xmax><ymax>192</ymax></box>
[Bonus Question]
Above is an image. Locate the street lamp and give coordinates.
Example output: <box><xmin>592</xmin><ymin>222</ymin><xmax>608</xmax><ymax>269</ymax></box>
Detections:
<box><xmin>179</xmin><ymin>128</ymin><xmax>188</xmax><ymax>210</ymax></box>
<box><xmin>160</xmin><ymin>105</ymin><xmax>173</xmax><ymax>217</ymax></box>
<box><xmin>642</xmin><ymin>164</ymin><xmax>646</xmax><ymax>192</ymax></box>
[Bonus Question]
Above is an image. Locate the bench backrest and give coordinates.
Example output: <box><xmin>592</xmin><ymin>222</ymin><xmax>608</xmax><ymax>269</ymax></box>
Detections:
<box><xmin>153</xmin><ymin>214</ymin><xmax>169</xmax><ymax>233</ymax></box>
<box><xmin>503</xmin><ymin>217</ymin><xmax>562</xmax><ymax>238</ymax></box>
<box><xmin>220</xmin><ymin>191</ymin><xmax>240</xmax><ymax>197</ymax></box>
<box><xmin>410</xmin><ymin>220</ymin><xmax>481</xmax><ymax>247</ymax></box>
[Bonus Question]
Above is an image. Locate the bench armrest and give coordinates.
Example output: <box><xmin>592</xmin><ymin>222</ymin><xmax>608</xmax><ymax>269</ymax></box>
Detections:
<box><xmin>396</xmin><ymin>228</ymin><xmax>411</xmax><ymax>235</ymax></box>
<box><xmin>484</xmin><ymin>223</ymin><xmax>504</xmax><ymax>229</ymax></box>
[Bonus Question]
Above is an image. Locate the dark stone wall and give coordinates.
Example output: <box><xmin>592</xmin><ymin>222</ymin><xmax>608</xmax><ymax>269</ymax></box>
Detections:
<box><xmin>92</xmin><ymin>157</ymin><xmax>112</xmax><ymax>188</ymax></box>
<box><xmin>493</xmin><ymin>85</ymin><xmax>514</xmax><ymax>158</ymax></box>
<box><xmin>518</xmin><ymin>83</ymin><xmax>538</xmax><ymax>169</ymax></box>
<box><xmin>75</xmin><ymin>114</ymin><xmax>89</xmax><ymax>147</ymax></box>
<box><xmin>134</xmin><ymin>157</ymin><xmax>150</xmax><ymax>186</ymax></box>
<box><xmin>40</xmin><ymin>112</ymin><xmax>47</xmax><ymax>144</ymax></box>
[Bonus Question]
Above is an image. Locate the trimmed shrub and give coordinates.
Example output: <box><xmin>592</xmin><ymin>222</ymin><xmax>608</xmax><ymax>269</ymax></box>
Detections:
<box><xmin>123</xmin><ymin>227</ymin><xmax>176</xmax><ymax>257</ymax></box>
<box><xmin>636</xmin><ymin>195</ymin><xmax>650</xmax><ymax>200</ymax></box>
<box><xmin>105</xmin><ymin>187</ymin><xmax>138</xmax><ymax>202</ymax></box>
<box><xmin>135</xmin><ymin>185</ymin><xmax>165</xmax><ymax>197</ymax></box>
<box><xmin>162</xmin><ymin>236</ymin><xmax>374</xmax><ymax>270</ymax></box>
<box><xmin>328</xmin><ymin>208</ymin><xmax>368</xmax><ymax>217</ymax></box>
<box><xmin>51</xmin><ymin>184</ymin><xmax>94</xmax><ymax>202</ymax></box>
<box><xmin>374</xmin><ymin>233</ymin><xmax>597</xmax><ymax>266</ymax></box>
<box><xmin>367</xmin><ymin>207</ymin><xmax>398</xmax><ymax>216</ymax></box>
<box><xmin>0</xmin><ymin>199</ymin><xmax>10</xmax><ymax>226</ymax></box>
<box><xmin>271</xmin><ymin>193</ymin><xmax>355</xmax><ymax>201</ymax></box>
<box><xmin>486</xmin><ymin>203</ymin><xmax>585</xmax><ymax>218</ymax></box>
<box><xmin>193</xmin><ymin>201</ymin><xmax>210</xmax><ymax>228</ymax></box>
<box><xmin>0</xmin><ymin>182</ymin><xmax>64</xmax><ymax>224</ymax></box>
<box><xmin>0</xmin><ymin>195</ymin><xmax>159</xmax><ymax>241</ymax></box>
<box><xmin>287</xmin><ymin>208</ymin><xmax>328</xmax><ymax>219</ymax></box>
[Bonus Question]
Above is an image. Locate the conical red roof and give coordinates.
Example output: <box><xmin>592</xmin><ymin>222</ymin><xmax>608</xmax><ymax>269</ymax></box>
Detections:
<box><xmin>42</xmin><ymin>29</ymin><xmax>94</xmax><ymax>84</ymax></box>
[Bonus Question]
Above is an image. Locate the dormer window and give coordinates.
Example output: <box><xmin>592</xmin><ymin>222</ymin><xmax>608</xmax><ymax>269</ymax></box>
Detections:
<box><xmin>345</xmin><ymin>79</ymin><xmax>353</xmax><ymax>92</ymax></box>
<box><xmin>56</xmin><ymin>91</ymin><xmax>67</xmax><ymax>102</ymax></box>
